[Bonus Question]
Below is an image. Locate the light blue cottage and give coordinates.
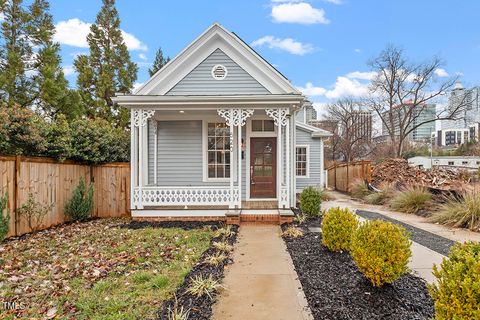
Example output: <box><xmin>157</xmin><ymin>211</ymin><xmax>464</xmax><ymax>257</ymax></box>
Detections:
<box><xmin>113</xmin><ymin>23</ymin><xmax>331</xmax><ymax>220</ymax></box>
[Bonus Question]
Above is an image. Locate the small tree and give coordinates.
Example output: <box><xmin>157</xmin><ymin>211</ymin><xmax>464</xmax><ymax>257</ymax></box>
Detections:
<box><xmin>0</xmin><ymin>192</ymin><xmax>10</xmax><ymax>241</ymax></box>
<box><xmin>148</xmin><ymin>47</ymin><xmax>170</xmax><ymax>77</ymax></box>
<box><xmin>64</xmin><ymin>177</ymin><xmax>94</xmax><ymax>221</ymax></box>
<box><xmin>17</xmin><ymin>193</ymin><xmax>54</xmax><ymax>232</ymax></box>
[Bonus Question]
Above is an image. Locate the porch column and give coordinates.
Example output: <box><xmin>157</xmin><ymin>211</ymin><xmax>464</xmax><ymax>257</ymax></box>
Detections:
<box><xmin>266</xmin><ymin>108</ymin><xmax>288</xmax><ymax>208</ymax></box>
<box><xmin>152</xmin><ymin>120</ymin><xmax>158</xmax><ymax>185</ymax></box>
<box><xmin>229</xmin><ymin>112</ymin><xmax>235</xmax><ymax>209</ymax></box>
<box><xmin>130</xmin><ymin>110</ymin><xmax>136</xmax><ymax>209</ymax></box>
<box><xmin>132</xmin><ymin>109</ymin><xmax>155</xmax><ymax>209</ymax></box>
<box><xmin>235</xmin><ymin>109</ymin><xmax>253</xmax><ymax>208</ymax></box>
<box><xmin>285</xmin><ymin>112</ymin><xmax>290</xmax><ymax>208</ymax></box>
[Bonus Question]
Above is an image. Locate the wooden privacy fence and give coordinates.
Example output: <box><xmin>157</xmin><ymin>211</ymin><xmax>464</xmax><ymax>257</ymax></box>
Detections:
<box><xmin>0</xmin><ymin>155</ymin><xmax>130</xmax><ymax>238</ymax></box>
<box><xmin>326</xmin><ymin>160</ymin><xmax>372</xmax><ymax>193</ymax></box>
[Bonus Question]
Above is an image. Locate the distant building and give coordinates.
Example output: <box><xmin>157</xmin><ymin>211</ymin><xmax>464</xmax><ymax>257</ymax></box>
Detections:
<box><xmin>469</xmin><ymin>122</ymin><xmax>480</xmax><ymax>142</ymax></box>
<box><xmin>298</xmin><ymin>100</ymin><xmax>317</xmax><ymax>123</ymax></box>
<box><xmin>308</xmin><ymin>119</ymin><xmax>338</xmax><ymax>134</ymax></box>
<box><xmin>381</xmin><ymin>103</ymin><xmax>436</xmax><ymax>142</ymax></box>
<box><xmin>408</xmin><ymin>156</ymin><xmax>480</xmax><ymax>171</ymax></box>
<box><xmin>442</xmin><ymin>81</ymin><xmax>480</xmax><ymax>130</ymax></box>
<box><xmin>436</xmin><ymin>128</ymin><xmax>470</xmax><ymax>147</ymax></box>
<box><xmin>348</xmin><ymin>111</ymin><xmax>373</xmax><ymax>142</ymax></box>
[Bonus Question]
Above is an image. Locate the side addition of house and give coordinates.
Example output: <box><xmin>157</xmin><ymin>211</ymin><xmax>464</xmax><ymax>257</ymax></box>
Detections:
<box><xmin>113</xmin><ymin>23</ymin><xmax>331</xmax><ymax>223</ymax></box>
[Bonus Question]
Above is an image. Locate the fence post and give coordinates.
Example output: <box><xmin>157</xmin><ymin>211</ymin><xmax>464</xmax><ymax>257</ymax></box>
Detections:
<box><xmin>334</xmin><ymin>162</ymin><xmax>337</xmax><ymax>190</ymax></box>
<box><xmin>346</xmin><ymin>162</ymin><xmax>349</xmax><ymax>193</ymax></box>
<box><xmin>13</xmin><ymin>155</ymin><xmax>21</xmax><ymax>236</ymax></box>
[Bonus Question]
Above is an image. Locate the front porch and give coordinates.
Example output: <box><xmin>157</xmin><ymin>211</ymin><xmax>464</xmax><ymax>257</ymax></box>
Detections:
<box><xmin>126</xmin><ymin>98</ymin><xmax>301</xmax><ymax>217</ymax></box>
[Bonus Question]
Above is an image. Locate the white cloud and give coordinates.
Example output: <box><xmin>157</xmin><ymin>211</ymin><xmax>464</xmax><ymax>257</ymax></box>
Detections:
<box><xmin>54</xmin><ymin>18</ymin><xmax>147</xmax><ymax>51</ymax></box>
<box><xmin>434</xmin><ymin>68</ymin><xmax>449</xmax><ymax>77</ymax></box>
<box><xmin>133</xmin><ymin>82</ymin><xmax>143</xmax><ymax>93</ymax></box>
<box><xmin>54</xmin><ymin>18</ymin><xmax>90</xmax><ymax>48</ymax></box>
<box><xmin>252</xmin><ymin>36</ymin><xmax>314</xmax><ymax>55</ymax></box>
<box><xmin>138</xmin><ymin>53</ymin><xmax>147</xmax><ymax>60</ymax></box>
<box><xmin>323</xmin><ymin>0</ymin><xmax>342</xmax><ymax>4</ymax></box>
<box><xmin>271</xmin><ymin>2</ymin><xmax>330</xmax><ymax>25</ymax></box>
<box><xmin>354</xmin><ymin>48</ymin><xmax>361</xmax><ymax>53</ymax></box>
<box><xmin>346</xmin><ymin>71</ymin><xmax>377</xmax><ymax>81</ymax></box>
<box><xmin>62</xmin><ymin>65</ymin><xmax>75</xmax><ymax>76</ymax></box>
<box><xmin>296</xmin><ymin>82</ymin><xmax>327</xmax><ymax>96</ymax></box>
<box><xmin>297</xmin><ymin>71</ymin><xmax>373</xmax><ymax>99</ymax></box>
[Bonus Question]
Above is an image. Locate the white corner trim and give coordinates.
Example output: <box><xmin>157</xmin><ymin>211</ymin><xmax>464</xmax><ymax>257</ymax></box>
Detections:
<box><xmin>295</xmin><ymin>144</ymin><xmax>310</xmax><ymax>179</ymax></box>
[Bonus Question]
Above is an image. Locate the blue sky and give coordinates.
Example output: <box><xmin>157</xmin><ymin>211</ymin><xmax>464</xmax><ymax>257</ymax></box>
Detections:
<box><xmin>46</xmin><ymin>0</ymin><xmax>480</xmax><ymax>114</ymax></box>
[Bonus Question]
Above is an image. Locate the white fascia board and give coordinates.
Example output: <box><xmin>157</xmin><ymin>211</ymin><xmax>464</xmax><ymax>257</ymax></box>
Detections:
<box><xmin>136</xmin><ymin>23</ymin><xmax>299</xmax><ymax>96</ymax></box>
<box><xmin>295</xmin><ymin>121</ymin><xmax>333</xmax><ymax>138</ymax></box>
<box><xmin>113</xmin><ymin>94</ymin><xmax>304</xmax><ymax>108</ymax></box>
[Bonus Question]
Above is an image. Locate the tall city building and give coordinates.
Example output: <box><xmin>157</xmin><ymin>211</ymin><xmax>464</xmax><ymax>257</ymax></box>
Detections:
<box><xmin>299</xmin><ymin>100</ymin><xmax>317</xmax><ymax>123</ymax></box>
<box><xmin>443</xmin><ymin>81</ymin><xmax>480</xmax><ymax>130</ymax></box>
<box><xmin>381</xmin><ymin>103</ymin><xmax>436</xmax><ymax>142</ymax></box>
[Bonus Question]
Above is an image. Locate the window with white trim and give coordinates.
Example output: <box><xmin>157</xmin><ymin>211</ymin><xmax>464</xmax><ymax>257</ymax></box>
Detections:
<box><xmin>296</xmin><ymin>146</ymin><xmax>308</xmax><ymax>177</ymax></box>
<box><xmin>207</xmin><ymin>123</ymin><xmax>230</xmax><ymax>178</ymax></box>
<box><xmin>251</xmin><ymin>120</ymin><xmax>275</xmax><ymax>132</ymax></box>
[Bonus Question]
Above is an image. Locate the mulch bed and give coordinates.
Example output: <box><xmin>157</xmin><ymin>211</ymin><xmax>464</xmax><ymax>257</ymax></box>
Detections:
<box><xmin>122</xmin><ymin>220</ymin><xmax>223</xmax><ymax>231</ymax></box>
<box><xmin>135</xmin><ymin>222</ymin><xmax>239</xmax><ymax>320</ymax></box>
<box><xmin>282</xmin><ymin>216</ymin><xmax>435</xmax><ymax>320</ymax></box>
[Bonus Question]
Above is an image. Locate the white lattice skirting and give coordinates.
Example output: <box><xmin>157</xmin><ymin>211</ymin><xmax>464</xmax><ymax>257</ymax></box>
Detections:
<box><xmin>134</xmin><ymin>186</ymin><xmax>239</xmax><ymax>206</ymax></box>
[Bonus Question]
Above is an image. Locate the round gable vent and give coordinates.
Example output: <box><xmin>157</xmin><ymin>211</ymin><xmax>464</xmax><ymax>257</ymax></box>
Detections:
<box><xmin>211</xmin><ymin>64</ymin><xmax>228</xmax><ymax>80</ymax></box>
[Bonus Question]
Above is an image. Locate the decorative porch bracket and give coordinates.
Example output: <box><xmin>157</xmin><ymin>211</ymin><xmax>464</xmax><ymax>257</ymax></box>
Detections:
<box><xmin>132</xmin><ymin>109</ymin><xmax>155</xmax><ymax>127</ymax></box>
<box><xmin>217</xmin><ymin>108</ymin><xmax>254</xmax><ymax>127</ymax></box>
<box><xmin>265</xmin><ymin>108</ymin><xmax>288</xmax><ymax>127</ymax></box>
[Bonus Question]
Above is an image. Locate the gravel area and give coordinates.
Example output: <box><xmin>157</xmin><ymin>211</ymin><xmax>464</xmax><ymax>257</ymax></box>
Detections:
<box><xmin>355</xmin><ymin>210</ymin><xmax>455</xmax><ymax>256</ymax></box>
<box><xmin>282</xmin><ymin>217</ymin><xmax>434</xmax><ymax>320</ymax></box>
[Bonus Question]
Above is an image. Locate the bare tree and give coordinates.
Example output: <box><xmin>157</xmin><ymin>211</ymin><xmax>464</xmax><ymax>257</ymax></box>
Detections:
<box><xmin>327</xmin><ymin>98</ymin><xmax>373</xmax><ymax>162</ymax></box>
<box><xmin>367</xmin><ymin>45</ymin><xmax>467</xmax><ymax>157</ymax></box>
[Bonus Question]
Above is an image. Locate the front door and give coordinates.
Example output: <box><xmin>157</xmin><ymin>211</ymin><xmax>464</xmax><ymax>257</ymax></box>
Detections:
<box><xmin>250</xmin><ymin>137</ymin><xmax>276</xmax><ymax>198</ymax></box>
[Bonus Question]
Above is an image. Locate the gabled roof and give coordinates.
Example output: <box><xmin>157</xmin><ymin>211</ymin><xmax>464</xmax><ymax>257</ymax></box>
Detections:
<box><xmin>296</xmin><ymin>121</ymin><xmax>333</xmax><ymax>138</ymax></box>
<box><xmin>135</xmin><ymin>23</ymin><xmax>301</xmax><ymax>96</ymax></box>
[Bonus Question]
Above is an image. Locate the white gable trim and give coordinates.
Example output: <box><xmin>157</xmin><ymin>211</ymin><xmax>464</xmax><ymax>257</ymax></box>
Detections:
<box><xmin>296</xmin><ymin>121</ymin><xmax>332</xmax><ymax>138</ymax></box>
<box><xmin>136</xmin><ymin>23</ymin><xmax>300</xmax><ymax>95</ymax></box>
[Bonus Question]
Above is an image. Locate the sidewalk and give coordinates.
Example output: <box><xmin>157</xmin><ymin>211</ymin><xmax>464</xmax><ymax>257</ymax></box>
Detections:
<box><xmin>212</xmin><ymin>225</ymin><xmax>313</xmax><ymax>320</ymax></box>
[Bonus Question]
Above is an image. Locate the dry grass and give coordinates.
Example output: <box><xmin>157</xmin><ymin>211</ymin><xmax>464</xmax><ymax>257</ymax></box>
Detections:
<box><xmin>204</xmin><ymin>252</ymin><xmax>228</xmax><ymax>266</ymax></box>
<box><xmin>186</xmin><ymin>275</ymin><xmax>223</xmax><ymax>299</ymax></box>
<box><xmin>350</xmin><ymin>179</ymin><xmax>371</xmax><ymax>199</ymax></box>
<box><xmin>282</xmin><ymin>226</ymin><xmax>304</xmax><ymax>238</ymax></box>
<box><xmin>390</xmin><ymin>186</ymin><xmax>432</xmax><ymax>214</ymax></box>
<box><xmin>212</xmin><ymin>241</ymin><xmax>234</xmax><ymax>252</ymax></box>
<box><xmin>365</xmin><ymin>182</ymin><xmax>397</xmax><ymax>205</ymax></box>
<box><xmin>430</xmin><ymin>192</ymin><xmax>480</xmax><ymax>232</ymax></box>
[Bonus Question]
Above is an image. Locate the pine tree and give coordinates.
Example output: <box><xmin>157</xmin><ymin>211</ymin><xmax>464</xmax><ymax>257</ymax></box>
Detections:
<box><xmin>148</xmin><ymin>47</ymin><xmax>170</xmax><ymax>77</ymax></box>
<box><xmin>74</xmin><ymin>0</ymin><xmax>138</xmax><ymax>128</ymax></box>
<box><xmin>28</xmin><ymin>0</ymin><xmax>83</xmax><ymax>119</ymax></box>
<box><xmin>0</xmin><ymin>0</ymin><xmax>81</xmax><ymax>119</ymax></box>
<box><xmin>0</xmin><ymin>0</ymin><xmax>34</xmax><ymax>107</ymax></box>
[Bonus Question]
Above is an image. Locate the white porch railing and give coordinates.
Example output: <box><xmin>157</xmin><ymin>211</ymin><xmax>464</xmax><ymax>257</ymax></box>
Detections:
<box><xmin>280</xmin><ymin>186</ymin><xmax>288</xmax><ymax>207</ymax></box>
<box><xmin>133</xmin><ymin>186</ymin><xmax>240</xmax><ymax>207</ymax></box>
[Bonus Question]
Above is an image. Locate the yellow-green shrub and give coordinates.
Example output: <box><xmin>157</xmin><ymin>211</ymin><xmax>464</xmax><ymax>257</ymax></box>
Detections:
<box><xmin>429</xmin><ymin>241</ymin><xmax>480</xmax><ymax>320</ymax></box>
<box><xmin>350</xmin><ymin>220</ymin><xmax>411</xmax><ymax>287</ymax></box>
<box><xmin>321</xmin><ymin>207</ymin><xmax>359</xmax><ymax>252</ymax></box>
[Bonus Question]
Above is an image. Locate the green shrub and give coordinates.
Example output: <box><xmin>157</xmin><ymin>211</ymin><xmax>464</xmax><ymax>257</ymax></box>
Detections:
<box><xmin>429</xmin><ymin>242</ymin><xmax>480</xmax><ymax>320</ymax></box>
<box><xmin>321</xmin><ymin>207</ymin><xmax>359</xmax><ymax>252</ymax></box>
<box><xmin>430</xmin><ymin>192</ymin><xmax>480</xmax><ymax>232</ymax></box>
<box><xmin>17</xmin><ymin>193</ymin><xmax>54</xmax><ymax>232</ymax></box>
<box><xmin>350</xmin><ymin>220</ymin><xmax>411</xmax><ymax>287</ymax></box>
<box><xmin>300</xmin><ymin>187</ymin><xmax>322</xmax><ymax>217</ymax></box>
<box><xmin>350</xmin><ymin>179</ymin><xmax>371</xmax><ymax>199</ymax></box>
<box><xmin>390</xmin><ymin>186</ymin><xmax>432</xmax><ymax>214</ymax></box>
<box><xmin>64</xmin><ymin>177</ymin><xmax>94</xmax><ymax>222</ymax></box>
<box><xmin>0</xmin><ymin>192</ymin><xmax>10</xmax><ymax>241</ymax></box>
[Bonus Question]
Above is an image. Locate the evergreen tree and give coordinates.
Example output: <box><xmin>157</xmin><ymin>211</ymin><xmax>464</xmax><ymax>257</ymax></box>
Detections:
<box><xmin>74</xmin><ymin>0</ymin><xmax>138</xmax><ymax>128</ymax></box>
<box><xmin>28</xmin><ymin>0</ymin><xmax>83</xmax><ymax>119</ymax></box>
<box><xmin>148</xmin><ymin>47</ymin><xmax>170</xmax><ymax>77</ymax></box>
<box><xmin>0</xmin><ymin>0</ymin><xmax>34</xmax><ymax>107</ymax></box>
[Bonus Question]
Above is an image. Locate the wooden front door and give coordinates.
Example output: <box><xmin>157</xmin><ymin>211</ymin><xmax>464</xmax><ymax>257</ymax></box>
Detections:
<box><xmin>250</xmin><ymin>137</ymin><xmax>276</xmax><ymax>198</ymax></box>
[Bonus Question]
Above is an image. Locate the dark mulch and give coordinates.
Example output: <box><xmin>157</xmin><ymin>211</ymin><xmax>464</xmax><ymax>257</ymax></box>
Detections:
<box><xmin>120</xmin><ymin>220</ymin><xmax>223</xmax><ymax>230</ymax></box>
<box><xmin>356</xmin><ymin>210</ymin><xmax>455</xmax><ymax>256</ymax></box>
<box><xmin>282</xmin><ymin>216</ymin><xmax>434</xmax><ymax>320</ymax></box>
<box><xmin>157</xmin><ymin>224</ymin><xmax>239</xmax><ymax>320</ymax></box>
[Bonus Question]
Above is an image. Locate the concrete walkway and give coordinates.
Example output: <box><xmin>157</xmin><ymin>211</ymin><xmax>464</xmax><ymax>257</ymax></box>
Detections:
<box><xmin>322</xmin><ymin>192</ymin><xmax>459</xmax><ymax>283</ymax></box>
<box><xmin>212</xmin><ymin>225</ymin><xmax>313</xmax><ymax>320</ymax></box>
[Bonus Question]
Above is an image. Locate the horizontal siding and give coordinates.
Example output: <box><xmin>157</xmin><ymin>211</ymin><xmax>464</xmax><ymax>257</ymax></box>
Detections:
<box><xmin>167</xmin><ymin>48</ymin><xmax>270</xmax><ymax>95</ymax></box>
<box><xmin>295</xmin><ymin>127</ymin><xmax>322</xmax><ymax>190</ymax></box>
